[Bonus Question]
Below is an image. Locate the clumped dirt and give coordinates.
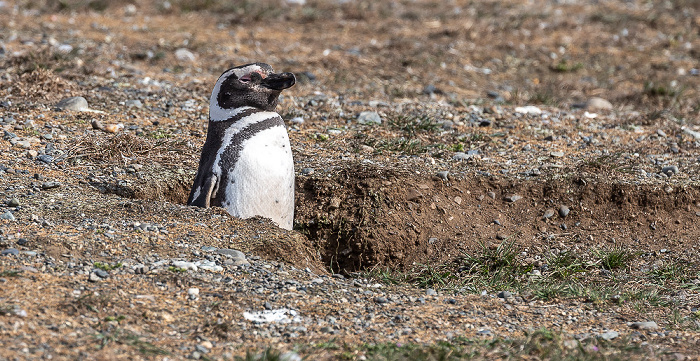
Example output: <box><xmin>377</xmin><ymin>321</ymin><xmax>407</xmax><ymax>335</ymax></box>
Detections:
<box><xmin>1</xmin><ymin>0</ymin><xmax>700</xmax><ymax>359</ymax></box>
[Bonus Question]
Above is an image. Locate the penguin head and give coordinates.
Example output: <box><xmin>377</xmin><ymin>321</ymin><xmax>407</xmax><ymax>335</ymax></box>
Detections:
<box><xmin>211</xmin><ymin>62</ymin><xmax>296</xmax><ymax>115</ymax></box>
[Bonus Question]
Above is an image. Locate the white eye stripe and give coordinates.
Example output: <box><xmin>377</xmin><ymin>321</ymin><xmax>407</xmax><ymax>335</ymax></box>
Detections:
<box><xmin>232</xmin><ymin>65</ymin><xmax>262</xmax><ymax>78</ymax></box>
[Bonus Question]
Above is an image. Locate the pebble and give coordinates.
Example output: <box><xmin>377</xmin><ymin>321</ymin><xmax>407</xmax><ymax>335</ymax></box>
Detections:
<box><xmin>188</xmin><ymin>288</ymin><xmax>199</xmax><ymax>300</ymax></box>
<box><xmin>173</xmin><ymin>261</ymin><xmax>198</xmax><ymax>271</ymax></box>
<box><xmin>550</xmin><ymin>151</ymin><xmax>565</xmax><ymax>158</ymax></box>
<box><xmin>357</xmin><ymin>111</ymin><xmax>382</xmax><ymax>125</ymax></box>
<box><xmin>1</xmin><ymin>211</ymin><xmax>15</xmax><ymax>221</ymax></box>
<box><xmin>497</xmin><ymin>291</ymin><xmax>512</xmax><ymax>299</ymax></box>
<box><xmin>197</xmin><ymin>260</ymin><xmax>223</xmax><ymax>272</ymax></box>
<box><xmin>452</xmin><ymin>152</ymin><xmax>473</xmax><ymax>161</ymax></box>
<box><xmin>37</xmin><ymin>155</ymin><xmax>53</xmax><ymax>164</ymax></box>
<box><xmin>301</xmin><ymin>167</ymin><xmax>314</xmax><ymax>175</ymax></box>
<box><xmin>103</xmin><ymin>124</ymin><xmax>125</xmax><ymax>133</ymax></box>
<box><xmin>56</xmin><ymin>97</ymin><xmax>89</xmax><ymax>111</ymax></box>
<box><xmin>7</xmin><ymin>198</ymin><xmax>19</xmax><ymax>207</ymax></box>
<box><xmin>426</xmin><ymin>288</ymin><xmax>437</xmax><ymax>296</ymax></box>
<box><xmin>88</xmin><ymin>272</ymin><xmax>103</xmax><ymax>282</ymax></box>
<box><xmin>629</xmin><ymin>321</ymin><xmax>659</xmax><ymax>330</ymax></box>
<box><xmin>125</xmin><ymin>99</ymin><xmax>143</xmax><ymax>108</ymax></box>
<box><xmin>174</xmin><ymin>48</ymin><xmax>196</xmax><ymax>62</ymax></box>
<box><xmin>216</xmin><ymin>248</ymin><xmax>246</xmax><ymax>260</ymax></box>
<box><xmin>290</xmin><ymin>117</ymin><xmax>305</xmax><ymax>125</ymax></box>
<box><xmin>41</xmin><ymin>182</ymin><xmax>61</xmax><ymax>190</ymax></box>
<box><xmin>280</xmin><ymin>352</ymin><xmax>302</xmax><ymax>361</ymax></box>
<box><xmin>514</xmin><ymin>106</ymin><xmax>542</xmax><ymax>115</ymax></box>
<box><xmin>543</xmin><ymin>208</ymin><xmax>555</xmax><ymax>219</ymax></box>
<box><xmin>585</xmin><ymin>97</ymin><xmax>613</xmax><ymax>110</ymax></box>
<box><xmin>558</xmin><ymin>205</ymin><xmax>570</xmax><ymax>218</ymax></box>
<box><xmin>436</xmin><ymin>171</ymin><xmax>449</xmax><ymax>180</ymax></box>
<box><xmin>94</xmin><ymin>269</ymin><xmax>109</xmax><ymax>278</ymax></box>
<box><xmin>374</xmin><ymin>296</ymin><xmax>389</xmax><ymax>304</ymax></box>
<box><xmin>682</xmin><ymin>127</ymin><xmax>700</xmax><ymax>140</ymax></box>
<box><xmin>1</xmin><ymin>248</ymin><xmax>19</xmax><ymax>256</ymax></box>
<box><xmin>598</xmin><ymin>331</ymin><xmax>619</xmax><ymax>340</ymax></box>
<box><xmin>661</xmin><ymin>165</ymin><xmax>678</xmax><ymax>176</ymax></box>
<box><xmin>504</xmin><ymin>194</ymin><xmax>522</xmax><ymax>202</ymax></box>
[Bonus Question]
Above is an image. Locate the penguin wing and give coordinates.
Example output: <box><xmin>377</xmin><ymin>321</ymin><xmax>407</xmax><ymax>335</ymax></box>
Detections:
<box><xmin>188</xmin><ymin>174</ymin><xmax>218</xmax><ymax>208</ymax></box>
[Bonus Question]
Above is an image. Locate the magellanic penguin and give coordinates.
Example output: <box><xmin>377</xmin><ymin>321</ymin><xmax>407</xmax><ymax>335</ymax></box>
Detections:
<box><xmin>188</xmin><ymin>63</ymin><xmax>296</xmax><ymax>230</ymax></box>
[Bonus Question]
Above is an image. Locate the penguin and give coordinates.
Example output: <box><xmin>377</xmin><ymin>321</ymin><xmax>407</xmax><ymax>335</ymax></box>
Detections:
<box><xmin>188</xmin><ymin>63</ymin><xmax>296</xmax><ymax>230</ymax></box>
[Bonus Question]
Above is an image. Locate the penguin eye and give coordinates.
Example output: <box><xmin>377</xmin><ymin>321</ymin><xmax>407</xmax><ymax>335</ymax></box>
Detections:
<box><xmin>239</xmin><ymin>74</ymin><xmax>252</xmax><ymax>83</ymax></box>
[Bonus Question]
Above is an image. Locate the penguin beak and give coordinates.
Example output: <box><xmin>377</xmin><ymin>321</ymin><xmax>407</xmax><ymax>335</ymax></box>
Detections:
<box><xmin>261</xmin><ymin>72</ymin><xmax>296</xmax><ymax>91</ymax></box>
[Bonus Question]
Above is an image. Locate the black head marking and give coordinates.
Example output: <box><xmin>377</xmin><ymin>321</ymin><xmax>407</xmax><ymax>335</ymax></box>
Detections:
<box><xmin>214</xmin><ymin>62</ymin><xmax>296</xmax><ymax>112</ymax></box>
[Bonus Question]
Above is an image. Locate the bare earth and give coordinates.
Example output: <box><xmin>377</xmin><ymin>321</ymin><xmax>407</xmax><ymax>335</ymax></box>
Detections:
<box><xmin>1</xmin><ymin>0</ymin><xmax>700</xmax><ymax>360</ymax></box>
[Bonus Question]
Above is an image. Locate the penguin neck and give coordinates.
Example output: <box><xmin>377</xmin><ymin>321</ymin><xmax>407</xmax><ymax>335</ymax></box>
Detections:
<box><xmin>209</xmin><ymin>105</ymin><xmax>259</xmax><ymax>122</ymax></box>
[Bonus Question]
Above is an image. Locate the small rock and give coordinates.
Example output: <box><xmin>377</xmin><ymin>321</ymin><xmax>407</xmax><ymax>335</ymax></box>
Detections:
<box><xmin>374</xmin><ymin>296</ymin><xmax>389</xmax><ymax>304</ymax></box>
<box><xmin>26</xmin><ymin>149</ymin><xmax>38</xmax><ymax>159</ymax></box>
<box><xmin>7</xmin><ymin>198</ymin><xmax>19</xmax><ymax>207</ymax></box>
<box><xmin>91</xmin><ymin>119</ymin><xmax>104</xmax><ymax>130</ymax></box>
<box><xmin>88</xmin><ymin>272</ymin><xmax>103</xmax><ymax>282</ymax></box>
<box><xmin>188</xmin><ymin>287</ymin><xmax>200</xmax><ymax>299</ymax></box>
<box><xmin>173</xmin><ymin>261</ymin><xmax>198</xmax><ymax>271</ymax></box>
<box><xmin>426</xmin><ymin>288</ymin><xmax>437</xmax><ymax>296</ymax></box>
<box><xmin>543</xmin><ymin>208</ymin><xmax>555</xmax><ymax>219</ymax></box>
<box><xmin>1</xmin><ymin>248</ymin><xmax>19</xmax><ymax>256</ymax></box>
<box><xmin>629</xmin><ymin>321</ymin><xmax>659</xmax><ymax>330</ymax></box>
<box><xmin>217</xmin><ymin>248</ymin><xmax>246</xmax><ymax>260</ymax></box>
<box><xmin>37</xmin><ymin>155</ymin><xmax>53</xmax><ymax>164</ymax></box>
<box><xmin>301</xmin><ymin>167</ymin><xmax>314</xmax><ymax>175</ymax></box>
<box><xmin>598</xmin><ymin>331</ymin><xmax>619</xmax><ymax>340</ymax></box>
<box><xmin>657</xmin><ymin>129</ymin><xmax>667</xmax><ymax>137</ymax></box>
<box><xmin>662</xmin><ymin>165</ymin><xmax>679</xmax><ymax>176</ymax></box>
<box><xmin>406</xmin><ymin>188</ymin><xmax>423</xmax><ymax>202</ymax></box>
<box><xmin>559</xmin><ymin>205</ymin><xmax>570</xmax><ymax>218</ymax></box>
<box><xmin>436</xmin><ymin>171</ymin><xmax>449</xmax><ymax>180</ymax></box>
<box><xmin>550</xmin><ymin>151</ymin><xmax>565</xmax><ymax>158</ymax></box>
<box><xmin>103</xmin><ymin>124</ymin><xmax>124</xmax><ymax>133</ymax></box>
<box><xmin>504</xmin><ymin>194</ymin><xmax>522</xmax><ymax>202</ymax></box>
<box><xmin>94</xmin><ymin>269</ymin><xmax>109</xmax><ymax>278</ymax></box>
<box><xmin>357</xmin><ymin>111</ymin><xmax>382</xmax><ymax>125</ymax></box>
<box><xmin>41</xmin><ymin>182</ymin><xmax>61</xmax><ymax>190</ymax></box>
<box><xmin>477</xmin><ymin>329</ymin><xmax>493</xmax><ymax>336</ymax></box>
<box><xmin>479</xmin><ymin>119</ymin><xmax>492</xmax><ymax>127</ymax></box>
<box><xmin>497</xmin><ymin>291</ymin><xmax>512</xmax><ymax>299</ymax></box>
<box><xmin>452</xmin><ymin>152</ymin><xmax>473</xmax><ymax>161</ymax></box>
<box><xmin>290</xmin><ymin>117</ymin><xmax>304</xmax><ymax>125</ymax></box>
<box><xmin>125</xmin><ymin>99</ymin><xmax>143</xmax><ymax>108</ymax></box>
<box><xmin>56</xmin><ymin>96</ymin><xmax>89</xmax><ymax>111</ymax></box>
<box><xmin>682</xmin><ymin>127</ymin><xmax>700</xmax><ymax>140</ymax></box>
<box><xmin>0</xmin><ymin>211</ymin><xmax>15</xmax><ymax>221</ymax></box>
<box><xmin>585</xmin><ymin>97</ymin><xmax>613</xmax><ymax>111</ymax></box>
<box><xmin>514</xmin><ymin>106</ymin><xmax>542</xmax><ymax>115</ymax></box>
<box><xmin>280</xmin><ymin>352</ymin><xmax>302</xmax><ymax>361</ymax></box>
<box><xmin>174</xmin><ymin>48</ymin><xmax>196</xmax><ymax>62</ymax></box>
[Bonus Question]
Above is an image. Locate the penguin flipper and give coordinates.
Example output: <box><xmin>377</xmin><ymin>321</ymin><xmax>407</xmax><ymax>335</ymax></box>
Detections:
<box><xmin>188</xmin><ymin>174</ymin><xmax>218</xmax><ymax>208</ymax></box>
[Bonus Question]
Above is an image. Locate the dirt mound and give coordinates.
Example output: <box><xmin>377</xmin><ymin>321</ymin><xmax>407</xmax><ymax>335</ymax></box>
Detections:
<box><xmin>107</xmin><ymin>160</ymin><xmax>700</xmax><ymax>274</ymax></box>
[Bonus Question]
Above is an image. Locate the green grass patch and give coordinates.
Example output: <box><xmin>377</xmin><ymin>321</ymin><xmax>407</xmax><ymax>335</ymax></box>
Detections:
<box><xmin>94</xmin><ymin>262</ymin><xmax>123</xmax><ymax>272</ymax></box>
<box><xmin>550</xmin><ymin>59</ymin><xmax>584</xmax><ymax>73</ymax></box>
<box><xmin>0</xmin><ymin>270</ymin><xmax>23</xmax><ymax>277</ymax></box>
<box><xmin>596</xmin><ymin>247</ymin><xmax>637</xmax><ymax>270</ymax></box>
<box><xmin>388</xmin><ymin>114</ymin><xmax>441</xmax><ymax>136</ymax></box>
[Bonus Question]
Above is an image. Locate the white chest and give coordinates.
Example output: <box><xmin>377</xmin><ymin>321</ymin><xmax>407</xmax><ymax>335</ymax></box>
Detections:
<box><xmin>222</xmin><ymin>125</ymin><xmax>295</xmax><ymax>229</ymax></box>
